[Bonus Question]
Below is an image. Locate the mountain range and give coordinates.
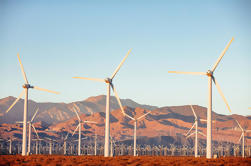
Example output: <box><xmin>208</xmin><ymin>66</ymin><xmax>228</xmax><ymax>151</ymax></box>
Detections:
<box><xmin>0</xmin><ymin>95</ymin><xmax>250</xmax><ymax>146</ymax></box>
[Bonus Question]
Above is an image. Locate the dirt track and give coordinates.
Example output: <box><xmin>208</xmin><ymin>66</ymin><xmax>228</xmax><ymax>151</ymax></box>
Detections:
<box><xmin>0</xmin><ymin>155</ymin><xmax>251</xmax><ymax>166</ymax></box>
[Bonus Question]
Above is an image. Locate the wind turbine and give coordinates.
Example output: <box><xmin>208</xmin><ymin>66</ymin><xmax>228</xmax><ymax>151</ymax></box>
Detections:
<box><xmin>32</xmin><ymin>138</ymin><xmax>43</xmax><ymax>154</ymax></box>
<box><xmin>16</xmin><ymin>107</ymin><xmax>40</xmax><ymax>155</ymax></box>
<box><xmin>63</xmin><ymin>132</ymin><xmax>70</xmax><ymax>155</ymax></box>
<box><xmin>72</xmin><ymin>104</ymin><xmax>97</xmax><ymax>156</ymax></box>
<box><xmin>168</xmin><ymin>38</ymin><xmax>234</xmax><ymax>158</ymax></box>
<box><xmin>185</xmin><ymin>105</ymin><xmax>206</xmax><ymax>157</ymax></box>
<box><xmin>235</xmin><ymin>119</ymin><xmax>251</xmax><ymax>158</ymax></box>
<box><xmin>123</xmin><ymin>111</ymin><xmax>151</xmax><ymax>156</ymax></box>
<box><xmin>27</xmin><ymin>107</ymin><xmax>39</xmax><ymax>155</ymax></box>
<box><xmin>5</xmin><ymin>53</ymin><xmax>59</xmax><ymax>156</ymax></box>
<box><xmin>8</xmin><ymin>138</ymin><xmax>16</xmax><ymax>154</ymax></box>
<box><xmin>110</xmin><ymin>136</ymin><xmax>118</xmax><ymax>157</ymax></box>
<box><xmin>73</xmin><ymin>49</ymin><xmax>132</xmax><ymax>157</ymax></box>
<box><xmin>45</xmin><ymin>138</ymin><xmax>57</xmax><ymax>155</ymax></box>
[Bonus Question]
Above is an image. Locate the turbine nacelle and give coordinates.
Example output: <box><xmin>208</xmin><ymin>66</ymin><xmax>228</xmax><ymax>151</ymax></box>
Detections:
<box><xmin>206</xmin><ymin>70</ymin><xmax>213</xmax><ymax>77</ymax></box>
<box><xmin>22</xmin><ymin>84</ymin><xmax>34</xmax><ymax>89</ymax></box>
<box><xmin>105</xmin><ymin>78</ymin><xmax>112</xmax><ymax>84</ymax></box>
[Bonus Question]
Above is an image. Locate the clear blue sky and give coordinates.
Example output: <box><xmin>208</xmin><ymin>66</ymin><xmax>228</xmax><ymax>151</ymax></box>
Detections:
<box><xmin>0</xmin><ymin>0</ymin><xmax>250</xmax><ymax>116</ymax></box>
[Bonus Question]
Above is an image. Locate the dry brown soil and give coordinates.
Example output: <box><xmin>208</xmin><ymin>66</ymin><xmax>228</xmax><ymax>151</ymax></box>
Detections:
<box><xmin>0</xmin><ymin>155</ymin><xmax>251</xmax><ymax>166</ymax></box>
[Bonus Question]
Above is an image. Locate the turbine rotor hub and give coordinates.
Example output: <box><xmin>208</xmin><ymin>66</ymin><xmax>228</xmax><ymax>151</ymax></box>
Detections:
<box><xmin>206</xmin><ymin>70</ymin><xmax>213</xmax><ymax>77</ymax></box>
<box><xmin>23</xmin><ymin>84</ymin><xmax>33</xmax><ymax>89</ymax></box>
<box><xmin>105</xmin><ymin>78</ymin><xmax>112</xmax><ymax>84</ymax></box>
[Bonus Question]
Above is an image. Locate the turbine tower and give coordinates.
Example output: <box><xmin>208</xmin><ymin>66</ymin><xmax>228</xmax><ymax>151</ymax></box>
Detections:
<box><xmin>235</xmin><ymin>119</ymin><xmax>251</xmax><ymax>158</ymax></box>
<box><xmin>73</xmin><ymin>49</ymin><xmax>132</xmax><ymax>157</ymax></box>
<box><xmin>168</xmin><ymin>38</ymin><xmax>234</xmax><ymax>158</ymax></box>
<box><xmin>5</xmin><ymin>53</ymin><xmax>59</xmax><ymax>156</ymax></box>
<box><xmin>123</xmin><ymin>110</ymin><xmax>151</xmax><ymax>156</ymax></box>
<box><xmin>72</xmin><ymin>104</ymin><xmax>97</xmax><ymax>156</ymax></box>
<box><xmin>185</xmin><ymin>105</ymin><xmax>206</xmax><ymax>157</ymax></box>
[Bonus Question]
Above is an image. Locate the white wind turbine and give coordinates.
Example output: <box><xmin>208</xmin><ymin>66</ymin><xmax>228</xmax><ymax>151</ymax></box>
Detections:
<box><xmin>185</xmin><ymin>105</ymin><xmax>206</xmax><ymax>157</ymax></box>
<box><xmin>73</xmin><ymin>49</ymin><xmax>132</xmax><ymax>157</ymax></box>
<box><xmin>5</xmin><ymin>53</ymin><xmax>59</xmax><ymax>156</ymax></box>
<box><xmin>235</xmin><ymin>119</ymin><xmax>251</xmax><ymax>158</ymax></box>
<box><xmin>27</xmin><ymin>107</ymin><xmax>39</xmax><ymax>155</ymax></box>
<box><xmin>16</xmin><ymin>107</ymin><xmax>40</xmax><ymax>155</ymax></box>
<box><xmin>8</xmin><ymin>138</ymin><xmax>16</xmax><ymax>154</ymax></box>
<box><xmin>123</xmin><ymin>111</ymin><xmax>151</xmax><ymax>156</ymax></box>
<box><xmin>63</xmin><ymin>132</ymin><xmax>70</xmax><ymax>155</ymax></box>
<box><xmin>168</xmin><ymin>38</ymin><xmax>234</xmax><ymax>158</ymax></box>
<box><xmin>72</xmin><ymin>104</ymin><xmax>97</xmax><ymax>156</ymax></box>
<box><xmin>45</xmin><ymin>138</ymin><xmax>57</xmax><ymax>155</ymax></box>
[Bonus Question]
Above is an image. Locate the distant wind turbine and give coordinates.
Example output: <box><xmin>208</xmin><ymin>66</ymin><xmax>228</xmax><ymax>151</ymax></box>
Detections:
<box><xmin>16</xmin><ymin>107</ymin><xmax>40</xmax><ymax>155</ymax></box>
<box><xmin>27</xmin><ymin>107</ymin><xmax>39</xmax><ymax>155</ymax></box>
<box><xmin>73</xmin><ymin>49</ymin><xmax>132</xmax><ymax>157</ymax></box>
<box><xmin>168</xmin><ymin>38</ymin><xmax>234</xmax><ymax>158</ymax></box>
<box><xmin>123</xmin><ymin>111</ymin><xmax>151</xmax><ymax>156</ymax></box>
<box><xmin>8</xmin><ymin>138</ymin><xmax>16</xmax><ymax>154</ymax></box>
<box><xmin>72</xmin><ymin>104</ymin><xmax>97</xmax><ymax>156</ymax></box>
<box><xmin>185</xmin><ymin>105</ymin><xmax>206</xmax><ymax>157</ymax></box>
<box><xmin>63</xmin><ymin>132</ymin><xmax>70</xmax><ymax>155</ymax></box>
<box><xmin>5</xmin><ymin>53</ymin><xmax>59</xmax><ymax>156</ymax></box>
<box><xmin>235</xmin><ymin>119</ymin><xmax>251</xmax><ymax>158</ymax></box>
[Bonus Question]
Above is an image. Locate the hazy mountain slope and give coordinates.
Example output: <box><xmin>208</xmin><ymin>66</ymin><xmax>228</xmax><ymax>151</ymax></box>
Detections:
<box><xmin>0</xmin><ymin>95</ymin><xmax>158</xmax><ymax>124</ymax></box>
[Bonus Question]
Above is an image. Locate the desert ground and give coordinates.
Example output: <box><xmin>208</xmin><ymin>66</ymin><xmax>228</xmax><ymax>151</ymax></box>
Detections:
<box><xmin>0</xmin><ymin>155</ymin><xmax>251</xmax><ymax>166</ymax></box>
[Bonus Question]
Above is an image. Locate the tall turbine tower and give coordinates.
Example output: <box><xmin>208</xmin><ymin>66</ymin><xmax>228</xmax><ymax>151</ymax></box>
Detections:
<box><xmin>185</xmin><ymin>105</ymin><xmax>206</xmax><ymax>157</ymax></box>
<box><xmin>5</xmin><ymin>53</ymin><xmax>59</xmax><ymax>156</ymax></box>
<box><xmin>72</xmin><ymin>104</ymin><xmax>97</xmax><ymax>156</ymax></box>
<box><xmin>123</xmin><ymin>111</ymin><xmax>151</xmax><ymax>156</ymax></box>
<box><xmin>73</xmin><ymin>49</ymin><xmax>132</xmax><ymax>157</ymax></box>
<box><xmin>168</xmin><ymin>38</ymin><xmax>234</xmax><ymax>158</ymax></box>
<box><xmin>235</xmin><ymin>119</ymin><xmax>251</xmax><ymax>158</ymax></box>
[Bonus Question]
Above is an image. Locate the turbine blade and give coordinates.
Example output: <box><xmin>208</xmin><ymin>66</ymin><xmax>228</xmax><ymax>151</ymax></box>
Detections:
<box><xmin>211</xmin><ymin>37</ymin><xmax>234</xmax><ymax>72</ymax></box>
<box><xmin>16</xmin><ymin>121</ymin><xmax>23</xmax><ymax>124</ymax></box>
<box><xmin>72</xmin><ymin>106</ymin><xmax>81</xmax><ymax>121</ymax></box>
<box><xmin>111</xmin><ymin>49</ymin><xmax>132</xmax><ymax>79</ymax></box>
<box><xmin>137</xmin><ymin>111</ymin><xmax>151</xmax><ymax>120</ymax></box>
<box><xmin>245</xmin><ymin>130</ymin><xmax>251</xmax><ymax>133</ymax></box>
<box><xmin>198</xmin><ymin>131</ymin><xmax>206</xmax><ymax>137</ymax></box>
<box><xmin>111</xmin><ymin>84</ymin><xmax>126</xmax><ymax>116</ymax></box>
<box><xmin>124</xmin><ymin>113</ymin><xmax>135</xmax><ymax>121</ymax></box>
<box><xmin>200</xmin><ymin>119</ymin><xmax>207</xmax><ymax>122</ymax></box>
<box><xmin>186</xmin><ymin>132</ymin><xmax>195</xmax><ymax>139</ymax></box>
<box><xmin>235</xmin><ymin>119</ymin><xmax>243</xmax><ymax>131</ymax></box>
<box><xmin>186</xmin><ymin>122</ymin><xmax>196</xmax><ymax>136</ymax></box>
<box><xmin>168</xmin><ymin>71</ymin><xmax>207</xmax><ymax>75</ymax></box>
<box><xmin>6</xmin><ymin>90</ymin><xmax>25</xmax><ymax>113</ymax></box>
<box><xmin>212</xmin><ymin>77</ymin><xmax>232</xmax><ymax>113</ymax></box>
<box><xmin>31</xmin><ymin>124</ymin><xmax>40</xmax><ymax>140</ymax></box>
<box><xmin>30</xmin><ymin>108</ymin><xmax>39</xmax><ymax>122</ymax></box>
<box><xmin>33</xmin><ymin>86</ymin><xmax>60</xmax><ymax>94</ymax></box>
<box><xmin>72</xmin><ymin>77</ymin><xmax>105</xmax><ymax>82</ymax></box>
<box><xmin>17</xmin><ymin>53</ymin><xmax>29</xmax><ymax>84</ymax></box>
<box><xmin>83</xmin><ymin>121</ymin><xmax>97</xmax><ymax>124</ymax></box>
<box><xmin>190</xmin><ymin>105</ymin><xmax>197</xmax><ymax>119</ymax></box>
<box><xmin>238</xmin><ymin>133</ymin><xmax>243</xmax><ymax>143</ymax></box>
<box><xmin>64</xmin><ymin>132</ymin><xmax>70</xmax><ymax>140</ymax></box>
<box><xmin>72</xmin><ymin>124</ymin><xmax>79</xmax><ymax>136</ymax></box>
<box><xmin>73</xmin><ymin>103</ymin><xmax>81</xmax><ymax>112</ymax></box>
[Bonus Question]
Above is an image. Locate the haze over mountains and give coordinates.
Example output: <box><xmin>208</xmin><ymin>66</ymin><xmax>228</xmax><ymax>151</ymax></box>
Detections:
<box><xmin>0</xmin><ymin>95</ymin><xmax>157</xmax><ymax>124</ymax></box>
<box><xmin>0</xmin><ymin>95</ymin><xmax>250</xmax><ymax>145</ymax></box>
